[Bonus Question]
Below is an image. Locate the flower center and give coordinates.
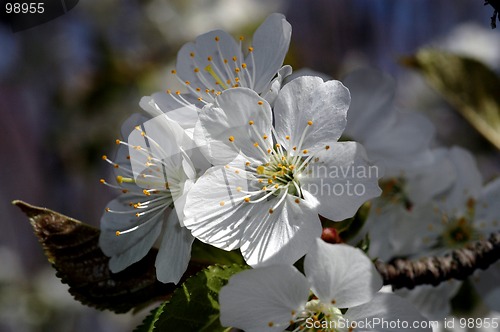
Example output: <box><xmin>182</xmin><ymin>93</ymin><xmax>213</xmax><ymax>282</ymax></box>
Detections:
<box><xmin>290</xmin><ymin>299</ymin><xmax>351</xmax><ymax>332</ymax></box>
<box><xmin>379</xmin><ymin>177</ymin><xmax>413</xmax><ymax>210</ymax></box>
<box><xmin>440</xmin><ymin>216</ymin><xmax>478</xmax><ymax>248</ymax></box>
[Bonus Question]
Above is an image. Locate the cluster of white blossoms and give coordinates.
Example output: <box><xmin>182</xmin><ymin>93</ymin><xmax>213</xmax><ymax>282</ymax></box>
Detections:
<box><xmin>97</xmin><ymin>12</ymin><xmax>499</xmax><ymax>331</ymax></box>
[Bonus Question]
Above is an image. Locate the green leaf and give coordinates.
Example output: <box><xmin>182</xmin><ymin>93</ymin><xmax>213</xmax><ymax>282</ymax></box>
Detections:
<box><xmin>153</xmin><ymin>264</ymin><xmax>248</xmax><ymax>332</ymax></box>
<box><xmin>13</xmin><ymin>200</ymin><xmax>204</xmax><ymax>313</ymax></box>
<box><xmin>190</xmin><ymin>240</ymin><xmax>245</xmax><ymax>266</ymax></box>
<box><xmin>401</xmin><ymin>49</ymin><xmax>500</xmax><ymax>150</ymax></box>
<box><xmin>133</xmin><ymin>303</ymin><xmax>167</xmax><ymax>332</ymax></box>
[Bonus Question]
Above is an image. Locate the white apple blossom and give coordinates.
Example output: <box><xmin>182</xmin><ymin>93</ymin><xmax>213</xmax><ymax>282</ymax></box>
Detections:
<box><xmin>219</xmin><ymin>239</ymin><xmax>431</xmax><ymax>332</ymax></box>
<box><xmin>99</xmin><ymin>111</ymin><xmax>209</xmax><ymax>284</ymax></box>
<box><xmin>160</xmin><ymin>13</ymin><xmax>292</xmax><ymax>112</ymax></box>
<box><xmin>394</xmin><ymin>147</ymin><xmax>500</xmax><ymax>319</ymax></box>
<box><xmin>183</xmin><ymin>76</ymin><xmax>381</xmax><ymax>267</ymax></box>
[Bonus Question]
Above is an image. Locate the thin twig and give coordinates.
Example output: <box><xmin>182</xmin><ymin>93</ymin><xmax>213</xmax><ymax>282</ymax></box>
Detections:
<box><xmin>375</xmin><ymin>232</ymin><xmax>500</xmax><ymax>289</ymax></box>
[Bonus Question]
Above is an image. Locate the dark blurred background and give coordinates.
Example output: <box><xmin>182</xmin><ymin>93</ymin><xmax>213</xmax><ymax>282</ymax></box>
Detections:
<box><xmin>0</xmin><ymin>1</ymin><xmax>498</xmax><ymax>331</ymax></box>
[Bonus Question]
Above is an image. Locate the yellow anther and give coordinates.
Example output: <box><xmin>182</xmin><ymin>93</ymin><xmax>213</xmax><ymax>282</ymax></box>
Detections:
<box><xmin>267</xmin><ymin>149</ymin><xmax>271</xmax><ymax>153</ymax></box>
<box><xmin>228</xmin><ymin>136</ymin><xmax>235</xmax><ymax>142</ymax></box>
<box><xmin>190</xmin><ymin>52</ymin><xmax>195</xmax><ymax>57</ymax></box>
<box><xmin>293</xmin><ymin>146</ymin><xmax>297</xmax><ymax>151</ymax></box>
<box><xmin>185</xmin><ymin>81</ymin><xmax>191</xmax><ymax>85</ymax></box>
<box><xmin>242</xmin><ymin>63</ymin><xmax>247</xmax><ymax>69</ymax></box>
<box><xmin>245</xmin><ymin>161</ymin><xmax>251</xmax><ymax>166</ymax></box>
<box><xmin>135</xmin><ymin>212</ymin><xmax>140</xmax><ymax>217</ymax></box>
<box><xmin>219</xmin><ymin>201</ymin><xmax>225</xmax><ymax>206</ymax></box>
<box><xmin>207</xmin><ymin>56</ymin><xmax>213</xmax><ymax>61</ymax></box>
<box><xmin>239</xmin><ymin>36</ymin><xmax>244</xmax><ymax>41</ymax></box>
<box><xmin>257</xmin><ymin>165</ymin><xmax>265</xmax><ymax>174</ymax></box>
<box><xmin>263</xmin><ymin>135</ymin><xmax>268</xmax><ymax>139</ymax></box>
<box><xmin>295</xmin><ymin>198</ymin><xmax>300</xmax><ymax>204</ymax></box>
<box><xmin>116</xmin><ymin>231</ymin><xmax>121</xmax><ymax>236</ymax></box>
<box><xmin>275</xmin><ymin>143</ymin><xmax>281</xmax><ymax>148</ymax></box>
<box><xmin>215</xmin><ymin>36</ymin><xmax>220</xmax><ymax>42</ymax></box>
<box><xmin>235</xmin><ymin>68</ymin><xmax>240</xmax><ymax>73</ymax></box>
<box><xmin>143</xmin><ymin>189</ymin><xmax>151</xmax><ymax>196</ymax></box>
<box><xmin>232</xmin><ymin>56</ymin><xmax>237</xmax><ymax>62</ymax></box>
<box><xmin>289</xmin><ymin>165</ymin><xmax>295</xmax><ymax>170</ymax></box>
<box><xmin>198</xmin><ymin>97</ymin><xmax>203</xmax><ymax>101</ymax></box>
<box><xmin>100</xmin><ymin>179</ymin><xmax>105</xmax><ymax>184</ymax></box>
<box><xmin>196</xmin><ymin>87</ymin><xmax>201</xmax><ymax>92</ymax></box>
<box><xmin>248</xmin><ymin>46</ymin><xmax>254</xmax><ymax>52</ymax></box>
<box><xmin>254</xmin><ymin>142</ymin><xmax>259</xmax><ymax>147</ymax></box>
<box><xmin>307</xmin><ymin>120</ymin><xmax>313</xmax><ymax>126</ymax></box>
<box><xmin>236</xmin><ymin>186</ymin><xmax>242</xmax><ymax>192</ymax></box>
<box><xmin>303</xmin><ymin>149</ymin><xmax>308</xmax><ymax>154</ymax></box>
<box><xmin>268</xmin><ymin>208</ymin><xmax>274</xmax><ymax>214</ymax></box>
<box><xmin>285</xmin><ymin>135</ymin><xmax>290</xmax><ymax>140</ymax></box>
<box><xmin>113</xmin><ymin>164</ymin><xmax>119</xmax><ymax>168</ymax></box>
<box><xmin>171</xmin><ymin>69</ymin><xmax>176</xmax><ymax>74</ymax></box>
<box><xmin>226</xmin><ymin>79</ymin><xmax>231</xmax><ymax>84</ymax></box>
<box><xmin>248</xmin><ymin>120</ymin><xmax>254</xmax><ymax>125</ymax></box>
<box><xmin>116</xmin><ymin>176</ymin><xmax>124</xmax><ymax>183</ymax></box>
<box><xmin>268</xmin><ymin>179</ymin><xmax>273</xmax><ymax>184</ymax></box>
<box><xmin>235</xmin><ymin>77</ymin><xmax>240</xmax><ymax>82</ymax></box>
<box><xmin>175</xmin><ymin>90</ymin><xmax>181</xmax><ymax>95</ymax></box>
<box><xmin>258</xmin><ymin>179</ymin><xmax>263</xmax><ymax>183</ymax></box>
<box><xmin>115</xmin><ymin>139</ymin><xmax>121</xmax><ymax>144</ymax></box>
<box><xmin>325</xmin><ymin>145</ymin><xmax>330</xmax><ymax>150</ymax></box>
<box><xmin>166</xmin><ymin>89</ymin><xmax>171</xmax><ymax>94</ymax></box>
<box><xmin>105</xmin><ymin>207</ymin><xmax>110</xmax><ymax>212</ymax></box>
<box><xmin>224</xmin><ymin>59</ymin><xmax>228</xmax><ymax>64</ymax></box>
<box><xmin>258</xmin><ymin>101</ymin><xmax>263</xmax><ymax>105</ymax></box>
<box><xmin>274</xmin><ymin>184</ymin><xmax>279</xmax><ymax>189</ymax></box>
<box><xmin>194</xmin><ymin>67</ymin><xmax>200</xmax><ymax>73</ymax></box>
<box><xmin>244</xmin><ymin>197</ymin><xmax>251</xmax><ymax>202</ymax></box>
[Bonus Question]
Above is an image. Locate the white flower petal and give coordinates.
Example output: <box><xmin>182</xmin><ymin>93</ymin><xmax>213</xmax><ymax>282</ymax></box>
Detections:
<box><xmin>196</xmin><ymin>88</ymin><xmax>272</xmax><ymax>164</ymax></box>
<box><xmin>300</xmin><ymin>141</ymin><xmax>382</xmax><ymax>221</ymax></box>
<box><xmin>475</xmin><ymin>177</ymin><xmax>500</xmax><ymax>233</ymax></box>
<box><xmin>304</xmin><ymin>240</ymin><xmax>382</xmax><ymax>308</ymax></box>
<box><xmin>155</xmin><ymin>212</ymin><xmax>194</xmax><ymax>284</ymax></box>
<box><xmin>219</xmin><ymin>265</ymin><xmax>309</xmax><ymax>332</ymax></box>
<box><xmin>260</xmin><ymin>65</ymin><xmax>293</xmax><ymax>106</ymax></box>
<box><xmin>404</xmin><ymin>148</ymin><xmax>457</xmax><ymax>206</ymax></box>
<box><xmin>140</xmin><ymin>93</ymin><xmax>199</xmax><ymax>130</ymax></box>
<box><xmin>471</xmin><ymin>261</ymin><xmax>500</xmax><ymax>311</ymax></box>
<box><xmin>343</xmin><ymin>69</ymin><xmax>396</xmax><ymax>142</ymax></box>
<box><xmin>240</xmin><ymin>195</ymin><xmax>322</xmax><ymax>267</ymax></box>
<box><xmin>176</xmin><ymin>30</ymin><xmax>240</xmax><ymax>93</ymax></box>
<box><xmin>439</xmin><ymin>146</ymin><xmax>482</xmax><ymax>214</ymax></box>
<box><xmin>345</xmin><ymin>293</ymin><xmax>433</xmax><ymax>331</ymax></box>
<box><xmin>274</xmin><ymin>76</ymin><xmax>350</xmax><ymax>152</ymax></box>
<box><xmin>362</xmin><ymin>111</ymin><xmax>435</xmax><ymax>175</ymax></box>
<box><xmin>395</xmin><ymin>281</ymin><xmax>461</xmax><ymax>321</ymax></box>
<box><xmin>183</xmin><ymin>160</ymin><xmax>255</xmax><ymax>251</ymax></box>
<box><xmin>250</xmin><ymin>13</ymin><xmax>292</xmax><ymax>93</ymax></box>
<box><xmin>99</xmin><ymin>194</ymin><xmax>165</xmax><ymax>272</ymax></box>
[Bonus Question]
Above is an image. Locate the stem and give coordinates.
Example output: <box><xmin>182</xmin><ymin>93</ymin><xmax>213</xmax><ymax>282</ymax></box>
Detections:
<box><xmin>375</xmin><ymin>231</ymin><xmax>500</xmax><ymax>289</ymax></box>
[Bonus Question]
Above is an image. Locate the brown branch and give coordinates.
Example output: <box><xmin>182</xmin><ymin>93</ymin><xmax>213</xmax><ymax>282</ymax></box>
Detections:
<box><xmin>375</xmin><ymin>232</ymin><xmax>500</xmax><ymax>290</ymax></box>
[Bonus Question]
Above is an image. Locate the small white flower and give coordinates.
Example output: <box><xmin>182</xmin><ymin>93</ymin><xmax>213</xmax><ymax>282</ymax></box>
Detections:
<box><xmin>183</xmin><ymin>76</ymin><xmax>381</xmax><ymax>267</ymax></box>
<box><xmin>160</xmin><ymin>13</ymin><xmax>292</xmax><ymax>111</ymax></box>
<box><xmin>99</xmin><ymin>112</ymin><xmax>208</xmax><ymax>284</ymax></box>
<box><xmin>219</xmin><ymin>239</ymin><xmax>431</xmax><ymax>332</ymax></box>
<box><xmin>358</xmin><ymin>148</ymin><xmax>457</xmax><ymax>260</ymax></box>
<box><xmin>395</xmin><ymin>147</ymin><xmax>500</xmax><ymax>319</ymax></box>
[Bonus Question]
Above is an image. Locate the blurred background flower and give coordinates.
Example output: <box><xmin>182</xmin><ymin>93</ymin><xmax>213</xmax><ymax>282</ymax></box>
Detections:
<box><xmin>1</xmin><ymin>0</ymin><xmax>499</xmax><ymax>331</ymax></box>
